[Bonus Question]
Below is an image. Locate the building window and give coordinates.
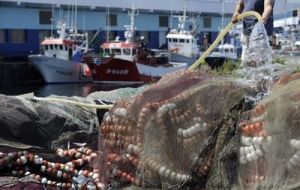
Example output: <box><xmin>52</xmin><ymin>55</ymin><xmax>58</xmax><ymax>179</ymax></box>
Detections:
<box><xmin>39</xmin><ymin>11</ymin><xmax>52</xmax><ymax>24</ymax></box>
<box><xmin>293</xmin><ymin>10</ymin><xmax>298</xmax><ymax>17</ymax></box>
<box><xmin>159</xmin><ymin>16</ymin><xmax>169</xmax><ymax>27</ymax></box>
<box><xmin>0</xmin><ymin>29</ymin><xmax>6</xmax><ymax>44</ymax></box>
<box><xmin>11</xmin><ymin>29</ymin><xmax>26</xmax><ymax>43</ymax></box>
<box><xmin>203</xmin><ymin>17</ymin><xmax>212</xmax><ymax>28</ymax></box>
<box><xmin>106</xmin><ymin>14</ymin><xmax>117</xmax><ymax>26</ymax></box>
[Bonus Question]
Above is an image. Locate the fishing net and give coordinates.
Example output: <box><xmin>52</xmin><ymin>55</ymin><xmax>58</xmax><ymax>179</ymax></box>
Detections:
<box><xmin>87</xmin><ymin>86</ymin><xmax>148</xmax><ymax>104</ymax></box>
<box><xmin>99</xmin><ymin>70</ymin><xmax>255</xmax><ymax>189</ymax></box>
<box><xmin>0</xmin><ymin>94</ymin><xmax>98</xmax><ymax>149</ymax></box>
<box><xmin>234</xmin><ymin>72</ymin><xmax>300</xmax><ymax>190</ymax></box>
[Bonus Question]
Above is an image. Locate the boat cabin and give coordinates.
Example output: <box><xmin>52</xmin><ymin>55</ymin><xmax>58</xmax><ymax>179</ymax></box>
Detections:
<box><xmin>166</xmin><ymin>30</ymin><xmax>199</xmax><ymax>58</ymax></box>
<box><xmin>41</xmin><ymin>38</ymin><xmax>79</xmax><ymax>61</ymax></box>
<box><xmin>211</xmin><ymin>43</ymin><xmax>237</xmax><ymax>60</ymax></box>
<box><xmin>101</xmin><ymin>41</ymin><xmax>139</xmax><ymax>62</ymax></box>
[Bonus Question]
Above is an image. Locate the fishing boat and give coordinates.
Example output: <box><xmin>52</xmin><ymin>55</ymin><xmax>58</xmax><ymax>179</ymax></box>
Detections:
<box><xmin>273</xmin><ymin>26</ymin><xmax>300</xmax><ymax>56</ymax></box>
<box><xmin>28</xmin><ymin>20</ymin><xmax>92</xmax><ymax>83</ymax></box>
<box><xmin>87</xmin><ymin>6</ymin><xmax>187</xmax><ymax>84</ymax></box>
<box><xmin>166</xmin><ymin>0</ymin><xmax>200</xmax><ymax>66</ymax></box>
<box><xmin>205</xmin><ymin>43</ymin><xmax>238</xmax><ymax>70</ymax></box>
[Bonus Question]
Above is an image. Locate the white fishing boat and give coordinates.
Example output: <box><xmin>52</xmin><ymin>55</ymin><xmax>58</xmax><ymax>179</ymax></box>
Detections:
<box><xmin>273</xmin><ymin>26</ymin><xmax>300</xmax><ymax>56</ymax></box>
<box><xmin>204</xmin><ymin>43</ymin><xmax>238</xmax><ymax>69</ymax></box>
<box><xmin>28</xmin><ymin>20</ymin><xmax>92</xmax><ymax>83</ymax></box>
<box><xmin>166</xmin><ymin>0</ymin><xmax>200</xmax><ymax>66</ymax></box>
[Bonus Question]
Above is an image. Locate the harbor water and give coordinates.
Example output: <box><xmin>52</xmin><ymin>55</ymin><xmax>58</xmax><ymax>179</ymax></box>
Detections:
<box><xmin>0</xmin><ymin>83</ymin><xmax>142</xmax><ymax>97</ymax></box>
<box><xmin>0</xmin><ymin>59</ymin><xmax>142</xmax><ymax>97</ymax></box>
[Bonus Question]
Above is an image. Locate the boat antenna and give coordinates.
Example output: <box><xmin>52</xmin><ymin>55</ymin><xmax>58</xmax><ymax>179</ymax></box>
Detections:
<box><xmin>183</xmin><ymin>0</ymin><xmax>187</xmax><ymax>26</ymax></box>
<box><xmin>106</xmin><ymin>3</ymin><xmax>110</xmax><ymax>42</ymax></box>
<box><xmin>170</xmin><ymin>0</ymin><xmax>174</xmax><ymax>28</ymax></box>
<box><xmin>67</xmin><ymin>0</ymin><xmax>70</xmax><ymax>28</ymax></box>
<box><xmin>75</xmin><ymin>0</ymin><xmax>78</xmax><ymax>34</ymax></box>
<box><xmin>50</xmin><ymin>0</ymin><xmax>54</xmax><ymax>37</ymax></box>
<box><xmin>178</xmin><ymin>0</ymin><xmax>187</xmax><ymax>33</ymax></box>
<box><xmin>221</xmin><ymin>0</ymin><xmax>225</xmax><ymax>54</ymax></box>
<box><xmin>124</xmin><ymin>4</ymin><xmax>138</xmax><ymax>43</ymax></box>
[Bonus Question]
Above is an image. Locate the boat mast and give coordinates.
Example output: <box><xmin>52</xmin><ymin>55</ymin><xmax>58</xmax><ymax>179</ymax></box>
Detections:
<box><xmin>124</xmin><ymin>5</ymin><xmax>137</xmax><ymax>43</ymax></box>
<box><xmin>74</xmin><ymin>0</ymin><xmax>78</xmax><ymax>34</ymax></box>
<box><xmin>106</xmin><ymin>4</ymin><xmax>110</xmax><ymax>42</ymax></box>
<box><xmin>183</xmin><ymin>0</ymin><xmax>187</xmax><ymax>28</ymax></box>
<box><xmin>221</xmin><ymin>0</ymin><xmax>225</xmax><ymax>54</ymax></box>
<box><xmin>179</xmin><ymin>0</ymin><xmax>187</xmax><ymax>33</ymax></box>
<box><xmin>170</xmin><ymin>0</ymin><xmax>174</xmax><ymax>28</ymax></box>
<box><xmin>50</xmin><ymin>0</ymin><xmax>55</xmax><ymax>38</ymax></box>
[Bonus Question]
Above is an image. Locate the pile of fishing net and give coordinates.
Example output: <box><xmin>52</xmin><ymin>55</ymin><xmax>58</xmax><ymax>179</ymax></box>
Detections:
<box><xmin>99</xmin><ymin>70</ymin><xmax>255</xmax><ymax>189</ymax></box>
<box><xmin>99</xmin><ymin>70</ymin><xmax>300</xmax><ymax>189</ymax></box>
<box><xmin>0</xmin><ymin>94</ymin><xmax>98</xmax><ymax>149</ymax></box>
<box><xmin>234</xmin><ymin>72</ymin><xmax>300</xmax><ymax>190</ymax></box>
<box><xmin>0</xmin><ymin>86</ymin><xmax>146</xmax><ymax>189</ymax></box>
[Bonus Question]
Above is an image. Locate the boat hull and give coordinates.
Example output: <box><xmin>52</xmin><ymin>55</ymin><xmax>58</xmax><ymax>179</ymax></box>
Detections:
<box><xmin>89</xmin><ymin>58</ymin><xmax>187</xmax><ymax>84</ymax></box>
<box><xmin>29</xmin><ymin>55</ymin><xmax>92</xmax><ymax>83</ymax></box>
<box><xmin>169</xmin><ymin>52</ymin><xmax>199</xmax><ymax>67</ymax></box>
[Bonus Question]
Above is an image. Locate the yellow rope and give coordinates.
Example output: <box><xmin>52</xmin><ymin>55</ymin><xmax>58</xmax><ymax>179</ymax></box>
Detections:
<box><xmin>188</xmin><ymin>11</ymin><xmax>263</xmax><ymax>71</ymax></box>
<box><xmin>35</xmin><ymin>97</ymin><xmax>113</xmax><ymax>110</ymax></box>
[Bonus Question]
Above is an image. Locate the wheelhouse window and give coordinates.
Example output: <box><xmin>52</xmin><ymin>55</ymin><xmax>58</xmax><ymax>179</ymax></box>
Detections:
<box><xmin>0</xmin><ymin>29</ymin><xmax>6</xmax><ymax>44</ymax></box>
<box><xmin>11</xmin><ymin>29</ymin><xmax>26</xmax><ymax>43</ymax></box>
<box><xmin>104</xmin><ymin>48</ymin><xmax>110</xmax><ymax>55</ymax></box>
<box><xmin>59</xmin><ymin>45</ymin><xmax>63</xmax><ymax>50</ymax></box>
<box><xmin>186</xmin><ymin>39</ymin><xmax>190</xmax><ymax>43</ymax></box>
<box><xmin>173</xmin><ymin>39</ymin><xmax>178</xmax><ymax>43</ymax></box>
<box><xmin>179</xmin><ymin>39</ymin><xmax>185</xmax><ymax>43</ymax></box>
<box><xmin>50</xmin><ymin>45</ymin><xmax>53</xmax><ymax>50</ymax></box>
<box><xmin>123</xmin><ymin>48</ymin><xmax>131</xmax><ymax>55</ymax></box>
<box><xmin>113</xmin><ymin>48</ymin><xmax>121</xmax><ymax>55</ymax></box>
<box><xmin>45</xmin><ymin>45</ymin><xmax>49</xmax><ymax>50</ymax></box>
<box><xmin>54</xmin><ymin>44</ymin><xmax>58</xmax><ymax>49</ymax></box>
<box><xmin>168</xmin><ymin>38</ymin><xmax>172</xmax><ymax>43</ymax></box>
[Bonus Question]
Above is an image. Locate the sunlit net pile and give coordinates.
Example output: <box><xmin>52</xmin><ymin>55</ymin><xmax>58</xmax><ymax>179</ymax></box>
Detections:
<box><xmin>99</xmin><ymin>70</ymin><xmax>254</xmax><ymax>189</ymax></box>
<box><xmin>235</xmin><ymin>72</ymin><xmax>300</xmax><ymax>189</ymax></box>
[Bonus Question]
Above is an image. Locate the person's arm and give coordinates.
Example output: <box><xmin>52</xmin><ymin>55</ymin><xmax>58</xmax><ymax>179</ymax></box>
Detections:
<box><xmin>231</xmin><ymin>0</ymin><xmax>244</xmax><ymax>23</ymax></box>
<box><xmin>262</xmin><ymin>0</ymin><xmax>274</xmax><ymax>23</ymax></box>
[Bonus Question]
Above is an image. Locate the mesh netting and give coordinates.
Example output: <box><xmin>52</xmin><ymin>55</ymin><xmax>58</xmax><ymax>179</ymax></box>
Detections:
<box><xmin>234</xmin><ymin>72</ymin><xmax>300</xmax><ymax>190</ymax></box>
<box><xmin>99</xmin><ymin>70</ymin><xmax>254</xmax><ymax>189</ymax></box>
<box><xmin>87</xmin><ymin>86</ymin><xmax>148</xmax><ymax>104</ymax></box>
<box><xmin>0</xmin><ymin>94</ymin><xmax>98</xmax><ymax>149</ymax></box>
